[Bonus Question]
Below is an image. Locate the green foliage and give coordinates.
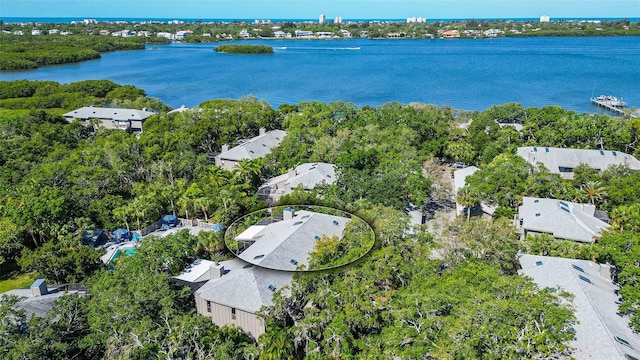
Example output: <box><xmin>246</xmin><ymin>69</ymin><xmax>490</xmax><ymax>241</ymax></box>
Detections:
<box><xmin>214</xmin><ymin>44</ymin><xmax>274</xmax><ymax>54</ymax></box>
<box><xmin>597</xmin><ymin>231</ymin><xmax>640</xmax><ymax>331</ymax></box>
<box><xmin>263</xmin><ymin>207</ymin><xmax>575</xmax><ymax>359</ymax></box>
<box><xmin>0</xmin><ymin>35</ymin><xmax>146</xmax><ymax>70</ymax></box>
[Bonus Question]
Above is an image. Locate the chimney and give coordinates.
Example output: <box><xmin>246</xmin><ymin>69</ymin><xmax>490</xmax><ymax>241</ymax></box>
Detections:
<box><xmin>582</xmin><ymin>203</ymin><xmax>596</xmax><ymax>217</ymax></box>
<box><xmin>599</xmin><ymin>263</ymin><xmax>613</xmax><ymax>281</ymax></box>
<box><xmin>221</xmin><ymin>144</ymin><xmax>229</xmax><ymax>153</ymax></box>
<box><xmin>287</xmin><ymin>167</ymin><xmax>297</xmax><ymax>178</ymax></box>
<box><xmin>259</xmin><ymin>127</ymin><xmax>266</xmax><ymax>136</ymax></box>
<box><xmin>283</xmin><ymin>207</ymin><xmax>295</xmax><ymax>220</ymax></box>
<box><xmin>210</xmin><ymin>262</ymin><xmax>225</xmax><ymax>280</ymax></box>
<box><xmin>31</xmin><ymin>279</ymin><xmax>48</xmax><ymax>297</ymax></box>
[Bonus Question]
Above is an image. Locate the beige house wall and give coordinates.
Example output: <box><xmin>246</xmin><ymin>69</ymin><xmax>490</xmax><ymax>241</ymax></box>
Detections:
<box><xmin>214</xmin><ymin>157</ymin><xmax>238</xmax><ymax>171</ymax></box>
<box><xmin>195</xmin><ymin>293</ymin><xmax>266</xmax><ymax>338</ymax></box>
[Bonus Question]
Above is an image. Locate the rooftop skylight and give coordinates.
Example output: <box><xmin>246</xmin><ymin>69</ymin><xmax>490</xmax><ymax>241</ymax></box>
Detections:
<box><xmin>267</xmin><ymin>284</ymin><xmax>276</xmax><ymax>292</ymax></box>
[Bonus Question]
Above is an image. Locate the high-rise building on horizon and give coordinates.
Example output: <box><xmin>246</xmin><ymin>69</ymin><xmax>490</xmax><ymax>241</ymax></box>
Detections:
<box><xmin>334</xmin><ymin>16</ymin><xmax>342</xmax><ymax>24</ymax></box>
<box><xmin>540</xmin><ymin>15</ymin><xmax>551</xmax><ymax>22</ymax></box>
<box><xmin>319</xmin><ymin>14</ymin><xmax>326</xmax><ymax>24</ymax></box>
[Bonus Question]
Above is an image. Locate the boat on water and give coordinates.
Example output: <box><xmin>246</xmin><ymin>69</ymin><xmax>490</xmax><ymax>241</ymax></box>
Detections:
<box><xmin>593</xmin><ymin>95</ymin><xmax>628</xmax><ymax>107</ymax></box>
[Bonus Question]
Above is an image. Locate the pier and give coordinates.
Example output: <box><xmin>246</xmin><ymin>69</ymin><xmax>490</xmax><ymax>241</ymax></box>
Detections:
<box><xmin>590</xmin><ymin>96</ymin><xmax>627</xmax><ymax>115</ymax></box>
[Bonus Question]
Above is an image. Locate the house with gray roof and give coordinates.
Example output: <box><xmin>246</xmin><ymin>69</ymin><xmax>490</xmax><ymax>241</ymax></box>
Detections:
<box><xmin>518</xmin><ymin>254</ymin><xmax>640</xmax><ymax>360</ymax></box>
<box><xmin>517</xmin><ymin>197</ymin><xmax>610</xmax><ymax>243</ymax></box>
<box><xmin>63</xmin><ymin>106</ymin><xmax>156</xmax><ymax>134</ymax></box>
<box><xmin>517</xmin><ymin>146</ymin><xmax>640</xmax><ymax>179</ymax></box>
<box><xmin>186</xmin><ymin>258</ymin><xmax>293</xmax><ymax>338</ymax></box>
<box><xmin>257</xmin><ymin>162</ymin><xmax>336</xmax><ymax>204</ymax></box>
<box><xmin>1</xmin><ymin>279</ymin><xmax>87</xmax><ymax>319</ymax></box>
<box><xmin>236</xmin><ymin>208</ymin><xmax>350</xmax><ymax>271</ymax></box>
<box><xmin>214</xmin><ymin>128</ymin><xmax>287</xmax><ymax>171</ymax></box>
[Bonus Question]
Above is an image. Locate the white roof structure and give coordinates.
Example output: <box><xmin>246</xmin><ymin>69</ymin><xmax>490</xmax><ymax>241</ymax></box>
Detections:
<box><xmin>195</xmin><ymin>257</ymin><xmax>294</xmax><ymax>313</ymax></box>
<box><xmin>63</xmin><ymin>106</ymin><xmax>156</xmax><ymax>121</ymax></box>
<box><xmin>452</xmin><ymin>166</ymin><xmax>497</xmax><ymax>216</ymax></box>
<box><xmin>518</xmin><ymin>197</ymin><xmax>610</xmax><ymax>243</ymax></box>
<box><xmin>518</xmin><ymin>254</ymin><xmax>640</xmax><ymax>360</ymax></box>
<box><xmin>517</xmin><ymin>147</ymin><xmax>640</xmax><ymax>177</ymax></box>
<box><xmin>237</xmin><ymin>210</ymin><xmax>351</xmax><ymax>271</ymax></box>
<box><xmin>174</xmin><ymin>259</ymin><xmax>216</xmax><ymax>283</ymax></box>
<box><xmin>217</xmin><ymin>129</ymin><xmax>287</xmax><ymax>162</ymax></box>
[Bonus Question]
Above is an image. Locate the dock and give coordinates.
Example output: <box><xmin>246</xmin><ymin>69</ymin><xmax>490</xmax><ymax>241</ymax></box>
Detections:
<box><xmin>590</xmin><ymin>96</ymin><xmax>627</xmax><ymax>115</ymax></box>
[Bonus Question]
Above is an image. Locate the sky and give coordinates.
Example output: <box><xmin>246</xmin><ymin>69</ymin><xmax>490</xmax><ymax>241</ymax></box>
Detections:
<box><xmin>1</xmin><ymin>0</ymin><xmax>639</xmax><ymax>20</ymax></box>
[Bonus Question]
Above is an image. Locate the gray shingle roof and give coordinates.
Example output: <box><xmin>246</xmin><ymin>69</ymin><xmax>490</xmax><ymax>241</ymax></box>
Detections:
<box><xmin>194</xmin><ymin>257</ymin><xmax>294</xmax><ymax>313</ymax></box>
<box><xmin>518</xmin><ymin>197</ymin><xmax>610</xmax><ymax>243</ymax></box>
<box><xmin>259</xmin><ymin>162</ymin><xmax>336</xmax><ymax>191</ymax></box>
<box><xmin>216</xmin><ymin>129</ymin><xmax>287</xmax><ymax>162</ymax></box>
<box><xmin>517</xmin><ymin>147</ymin><xmax>640</xmax><ymax>173</ymax></box>
<box><xmin>518</xmin><ymin>254</ymin><xmax>640</xmax><ymax>360</ymax></box>
<box><xmin>285</xmin><ymin>163</ymin><xmax>336</xmax><ymax>189</ymax></box>
<box><xmin>237</xmin><ymin>210</ymin><xmax>351</xmax><ymax>271</ymax></box>
<box><xmin>63</xmin><ymin>106</ymin><xmax>156</xmax><ymax>121</ymax></box>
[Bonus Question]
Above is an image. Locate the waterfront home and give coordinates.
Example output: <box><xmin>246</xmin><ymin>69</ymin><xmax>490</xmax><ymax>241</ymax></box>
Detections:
<box><xmin>441</xmin><ymin>30</ymin><xmax>460</xmax><ymax>38</ymax></box>
<box><xmin>518</xmin><ymin>254</ymin><xmax>640</xmax><ymax>360</ymax></box>
<box><xmin>48</xmin><ymin>29</ymin><xmax>60</xmax><ymax>35</ymax></box>
<box><xmin>214</xmin><ymin>128</ymin><xmax>287</xmax><ymax>171</ymax></box>
<box><xmin>235</xmin><ymin>208</ymin><xmax>350</xmax><ymax>271</ymax></box>
<box><xmin>516</xmin><ymin>147</ymin><xmax>640</xmax><ymax>179</ymax></box>
<box><xmin>63</xmin><ymin>106</ymin><xmax>156</xmax><ymax>134</ymax></box>
<box><xmin>257</xmin><ymin>162</ymin><xmax>336</xmax><ymax>204</ymax></box>
<box><xmin>294</xmin><ymin>30</ymin><xmax>314</xmax><ymax>38</ymax></box>
<box><xmin>31</xmin><ymin>29</ymin><xmax>42</xmax><ymax>35</ymax></box>
<box><xmin>517</xmin><ymin>197</ymin><xmax>610</xmax><ymax>243</ymax></box>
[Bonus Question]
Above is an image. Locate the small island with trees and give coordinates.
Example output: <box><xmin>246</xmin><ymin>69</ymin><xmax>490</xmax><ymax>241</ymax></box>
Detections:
<box><xmin>214</xmin><ymin>44</ymin><xmax>273</xmax><ymax>54</ymax></box>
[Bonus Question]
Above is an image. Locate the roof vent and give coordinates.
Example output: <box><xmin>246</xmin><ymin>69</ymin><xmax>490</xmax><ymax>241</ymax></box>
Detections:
<box><xmin>572</xmin><ymin>264</ymin><xmax>584</xmax><ymax>272</ymax></box>
<box><xmin>267</xmin><ymin>284</ymin><xmax>276</xmax><ymax>292</ymax></box>
<box><xmin>290</xmin><ymin>259</ymin><xmax>298</xmax><ymax>265</ymax></box>
<box><xmin>613</xmin><ymin>151</ymin><xmax>617</xmax><ymax>156</ymax></box>
<box><xmin>534</xmin><ymin>199</ymin><xmax>539</xmax><ymax>203</ymax></box>
<box><xmin>332</xmin><ymin>220</ymin><xmax>339</xmax><ymax>225</ymax></box>
<box><xmin>600</xmin><ymin>150</ymin><xmax>605</xmax><ymax>155</ymax></box>
<box><xmin>559</xmin><ymin>201</ymin><xmax>568</xmax><ymax>206</ymax></box>
<box><xmin>545</xmin><ymin>147</ymin><xmax>549</xmax><ymax>152</ymax></box>
<box><xmin>314</xmin><ymin>235</ymin><xmax>321</xmax><ymax>240</ymax></box>
<box><xmin>560</xmin><ymin>206</ymin><xmax>570</xmax><ymax>213</ymax></box>
<box><xmin>293</xmin><ymin>221</ymin><xmax>303</xmax><ymax>226</ymax></box>
<box><xmin>535</xmin><ymin>213</ymin><xmax>541</xmax><ymax>217</ymax></box>
<box><xmin>615</xmin><ymin>336</ymin><xmax>631</xmax><ymax>347</ymax></box>
<box><xmin>578</xmin><ymin>275</ymin><xmax>592</xmax><ymax>284</ymax></box>
<box><xmin>254</xmin><ymin>254</ymin><xmax>264</xmax><ymax>259</ymax></box>
<box><xmin>536</xmin><ymin>260</ymin><xmax>543</xmax><ymax>266</ymax></box>
<box><xmin>243</xmin><ymin>264</ymin><xmax>253</xmax><ymax>268</ymax></box>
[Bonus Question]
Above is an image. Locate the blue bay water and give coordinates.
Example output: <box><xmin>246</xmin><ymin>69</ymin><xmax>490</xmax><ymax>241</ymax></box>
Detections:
<box><xmin>1</xmin><ymin>37</ymin><xmax>639</xmax><ymax>112</ymax></box>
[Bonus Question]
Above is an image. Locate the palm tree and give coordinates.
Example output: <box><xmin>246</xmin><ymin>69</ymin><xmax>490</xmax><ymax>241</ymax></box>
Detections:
<box><xmin>457</xmin><ymin>187</ymin><xmax>480</xmax><ymax>221</ymax></box>
<box><xmin>580</xmin><ymin>180</ymin><xmax>608</xmax><ymax>205</ymax></box>
<box><xmin>113</xmin><ymin>205</ymin><xmax>130</xmax><ymax>232</ymax></box>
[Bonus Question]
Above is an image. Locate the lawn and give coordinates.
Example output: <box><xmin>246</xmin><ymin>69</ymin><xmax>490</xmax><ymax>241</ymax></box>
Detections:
<box><xmin>0</xmin><ymin>272</ymin><xmax>35</xmax><ymax>293</ymax></box>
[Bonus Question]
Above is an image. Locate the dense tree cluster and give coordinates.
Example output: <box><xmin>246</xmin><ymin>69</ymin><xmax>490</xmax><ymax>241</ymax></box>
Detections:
<box><xmin>0</xmin><ymin>35</ymin><xmax>157</xmax><ymax>70</ymax></box>
<box><xmin>1</xmin><ymin>80</ymin><xmax>640</xmax><ymax>357</ymax></box>
<box><xmin>214</xmin><ymin>44</ymin><xmax>273</xmax><ymax>54</ymax></box>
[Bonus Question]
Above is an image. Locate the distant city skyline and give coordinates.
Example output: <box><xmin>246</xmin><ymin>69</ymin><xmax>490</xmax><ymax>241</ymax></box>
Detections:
<box><xmin>2</xmin><ymin>0</ymin><xmax>639</xmax><ymax>20</ymax></box>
